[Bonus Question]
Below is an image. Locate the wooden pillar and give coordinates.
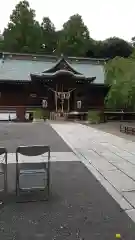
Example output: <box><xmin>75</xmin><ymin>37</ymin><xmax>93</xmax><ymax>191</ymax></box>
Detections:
<box><xmin>16</xmin><ymin>106</ymin><xmax>26</xmax><ymax>121</ymax></box>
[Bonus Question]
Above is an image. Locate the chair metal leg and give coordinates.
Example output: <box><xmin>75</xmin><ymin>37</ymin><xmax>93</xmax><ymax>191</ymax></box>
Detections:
<box><xmin>16</xmin><ymin>170</ymin><xmax>20</xmax><ymax>197</ymax></box>
<box><xmin>47</xmin><ymin>162</ymin><xmax>50</xmax><ymax>199</ymax></box>
<box><xmin>4</xmin><ymin>168</ymin><xmax>7</xmax><ymax>194</ymax></box>
<box><xmin>4</xmin><ymin>152</ymin><xmax>8</xmax><ymax>194</ymax></box>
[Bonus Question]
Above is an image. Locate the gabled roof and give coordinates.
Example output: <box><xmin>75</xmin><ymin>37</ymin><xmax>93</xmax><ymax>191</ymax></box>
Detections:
<box><xmin>31</xmin><ymin>56</ymin><xmax>96</xmax><ymax>82</ymax></box>
<box><xmin>43</xmin><ymin>56</ymin><xmax>82</xmax><ymax>75</ymax></box>
<box><xmin>0</xmin><ymin>53</ymin><xmax>105</xmax><ymax>84</ymax></box>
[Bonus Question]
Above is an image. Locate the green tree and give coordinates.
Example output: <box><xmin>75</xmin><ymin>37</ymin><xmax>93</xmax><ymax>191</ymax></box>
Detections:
<box><xmin>41</xmin><ymin>17</ymin><xmax>57</xmax><ymax>53</ymax></box>
<box><xmin>103</xmin><ymin>37</ymin><xmax>133</xmax><ymax>58</ymax></box>
<box><xmin>86</xmin><ymin>37</ymin><xmax>133</xmax><ymax>59</ymax></box>
<box><xmin>0</xmin><ymin>34</ymin><xmax>4</xmax><ymax>51</ymax></box>
<box><xmin>131</xmin><ymin>36</ymin><xmax>135</xmax><ymax>47</ymax></box>
<box><xmin>105</xmin><ymin>57</ymin><xmax>135</xmax><ymax>110</ymax></box>
<box><xmin>86</xmin><ymin>40</ymin><xmax>105</xmax><ymax>58</ymax></box>
<box><xmin>3</xmin><ymin>0</ymin><xmax>43</xmax><ymax>52</ymax></box>
<box><xmin>58</xmin><ymin>14</ymin><xmax>90</xmax><ymax>56</ymax></box>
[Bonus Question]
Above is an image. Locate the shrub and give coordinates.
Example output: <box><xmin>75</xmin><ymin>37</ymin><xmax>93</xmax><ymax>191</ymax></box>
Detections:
<box><xmin>33</xmin><ymin>108</ymin><xmax>43</xmax><ymax>119</ymax></box>
<box><xmin>33</xmin><ymin>108</ymin><xmax>49</xmax><ymax>120</ymax></box>
<box><xmin>88</xmin><ymin>110</ymin><xmax>101</xmax><ymax>124</ymax></box>
<box><xmin>42</xmin><ymin>109</ymin><xmax>49</xmax><ymax>119</ymax></box>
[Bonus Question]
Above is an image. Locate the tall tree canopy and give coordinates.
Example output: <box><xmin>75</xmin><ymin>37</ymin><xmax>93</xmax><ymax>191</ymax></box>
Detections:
<box><xmin>41</xmin><ymin>17</ymin><xmax>57</xmax><ymax>53</ymax></box>
<box><xmin>1</xmin><ymin>0</ymin><xmax>134</xmax><ymax>58</ymax></box>
<box><xmin>3</xmin><ymin>0</ymin><xmax>42</xmax><ymax>52</ymax></box>
<box><xmin>57</xmin><ymin>14</ymin><xmax>90</xmax><ymax>56</ymax></box>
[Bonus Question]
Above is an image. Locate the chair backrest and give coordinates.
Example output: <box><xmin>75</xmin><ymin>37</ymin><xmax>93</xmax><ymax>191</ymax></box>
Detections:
<box><xmin>0</xmin><ymin>147</ymin><xmax>7</xmax><ymax>178</ymax></box>
<box><xmin>16</xmin><ymin>145</ymin><xmax>50</xmax><ymax>157</ymax></box>
<box><xmin>0</xmin><ymin>147</ymin><xmax>7</xmax><ymax>155</ymax></box>
<box><xmin>0</xmin><ymin>147</ymin><xmax>7</xmax><ymax>165</ymax></box>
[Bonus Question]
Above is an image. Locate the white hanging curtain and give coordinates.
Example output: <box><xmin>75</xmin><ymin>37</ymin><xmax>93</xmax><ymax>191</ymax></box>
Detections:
<box><xmin>77</xmin><ymin>100</ymin><xmax>82</xmax><ymax>109</ymax></box>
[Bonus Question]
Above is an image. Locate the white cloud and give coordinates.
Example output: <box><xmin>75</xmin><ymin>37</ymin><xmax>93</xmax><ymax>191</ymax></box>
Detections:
<box><xmin>0</xmin><ymin>0</ymin><xmax>134</xmax><ymax>41</ymax></box>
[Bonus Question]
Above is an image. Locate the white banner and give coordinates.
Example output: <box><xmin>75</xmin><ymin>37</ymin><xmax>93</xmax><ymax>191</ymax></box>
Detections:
<box><xmin>77</xmin><ymin>100</ymin><xmax>82</xmax><ymax>109</ymax></box>
<box><xmin>42</xmin><ymin>99</ymin><xmax>48</xmax><ymax>108</ymax></box>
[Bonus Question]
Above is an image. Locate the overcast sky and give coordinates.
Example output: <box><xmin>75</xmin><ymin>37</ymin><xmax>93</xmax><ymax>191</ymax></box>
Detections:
<box><xmin>0</xmin><ymin>0</ymin><xmax>134</xmax><ymax>42</ymax></box>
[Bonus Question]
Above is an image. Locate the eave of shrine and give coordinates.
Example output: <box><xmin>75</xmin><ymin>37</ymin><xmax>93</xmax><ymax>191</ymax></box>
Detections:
<box><xmin>30</xmin><ymin>70</ymin><xmax>96</xmax><ymax>84</ymax></box>
<box><xmin>30</xmin><ymin>56</ymin><xmax>96</xmax><ymax>83</ymax></box>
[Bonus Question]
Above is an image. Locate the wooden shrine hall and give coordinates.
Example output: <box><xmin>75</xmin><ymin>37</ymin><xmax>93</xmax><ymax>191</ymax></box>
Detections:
<box><xmin>0</xmin><ymin>52</ymin><xmax>109</xmax><ymax>121</ymax></box>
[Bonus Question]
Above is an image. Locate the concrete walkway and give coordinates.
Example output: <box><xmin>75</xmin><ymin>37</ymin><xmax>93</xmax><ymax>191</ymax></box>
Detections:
<box><xmin>51</xmin><ymin>122</ymin><xmax>135</xmax><ymax>223</ymax></box>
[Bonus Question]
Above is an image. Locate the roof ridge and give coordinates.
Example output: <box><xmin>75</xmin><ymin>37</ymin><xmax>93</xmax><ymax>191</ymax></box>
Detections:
<box><xmin>0</xmin><ymin>52</ymin><xmax>109</xmax><ymax>62</ymax></box>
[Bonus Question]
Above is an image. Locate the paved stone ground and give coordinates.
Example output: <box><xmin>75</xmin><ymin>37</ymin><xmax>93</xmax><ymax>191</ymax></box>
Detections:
<box><xmin>0</xmin><ymin>122</ymin><xmax>71</xmax><ymax>152</ymax></box>
<box><xmin>51</xmin><ymin>122</ymin><xmax>135</xmax><ymax>223</ymax></box>
<box><xmin>1</xmin><ymin>121</ymin><xmax>135</xmax><ymax>239</ymax></box>
<box><xmin>1</xmin><ymin>162</ymin><xmax>135</xmax><ymax>240</ymax></box>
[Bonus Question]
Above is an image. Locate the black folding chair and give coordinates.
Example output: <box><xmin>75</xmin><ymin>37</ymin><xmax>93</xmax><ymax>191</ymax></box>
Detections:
<box><xmin>16</xmin><ymin>145</ymin><xmax>50</xmax><ymax>201</ymax></box>
<box><xmin>0</xmin><ymin>147</ymin><xmax>7</xmax><ymax>194</ymax></box>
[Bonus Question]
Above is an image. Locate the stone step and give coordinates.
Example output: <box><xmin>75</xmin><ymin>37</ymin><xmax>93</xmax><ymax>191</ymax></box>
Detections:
<box><xmin>55</xmin><ymin>117</ymin><xmax>66</xmax><ymax>121</ymax></box>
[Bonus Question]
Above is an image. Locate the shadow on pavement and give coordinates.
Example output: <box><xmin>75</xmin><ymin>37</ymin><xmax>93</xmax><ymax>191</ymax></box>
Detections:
<box><xmin>0</xmin><ymin>161</ymin><xmax>135</xmax><ymax>239</ymax></box>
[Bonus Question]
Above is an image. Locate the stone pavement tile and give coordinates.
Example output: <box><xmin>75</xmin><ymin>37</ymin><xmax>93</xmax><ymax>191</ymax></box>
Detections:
<box><xmin>111</xmin><ymin>162</ymin><xmax>135</xmax><ymax>181</ymax></box>
<box><xmin>124</xmin><ymin>143</ymin><xmax>135</xmax><ymax>155</ymax></box>
<box><xmin>98</xmin><ymin>149</ymin><xmax>124</xmax><ymax>163</ymax></box>
<box><xmin>110</xmin><ymin>149</ymin><xmax>135</xmax><ymax>165</ymax></box>
<box><xmin>126</xmin><ymin>209</ymin><xmax>135</xmax><ymax>223</ymax></box>
<box><xmin>82</xmin><ymin>147</ymin><xmax>135</xmax><ymax>187</ymax></box>
<box><xmin>88</xmin><ymin>142</ymin><xmax>108</xmax><ymax>153</ymax></box>
<box><xmin>103</xmin><ymin>169</ymin><xmax>135</xmax><ymax>192</ymax></box>
<box><xmin>99</xmin><ymin>150</ymin><xmax>135</xmax><ymax>173</ymax></box>
<box><xmin>101</xmin><ymin>143</ymin><xmax>128</xmax><ymax>156</ymax></box>
<box><xmin>96</xmin><ymin>145</ymin><xmax>135</xmax><ymax>168</ymax></box>
<box><xmin>123</xmin><ymin>156</ymin><xmax>135</xmax><ymax>165</ymax></box>
<box><xmin>100</xmin><ymin>142</ymin><xmax>135</xmax><ymax>164</ymax></box>
<box><xmin>82</xmin><ymin>159</ymin><xmax>132</xmax><ymax>211</ymax></box>
<box><xmin>123</xmin><ymin>192</ymin><xmax>135</xmax><ymax>208</ymax></box>
<box><xmin>80</xmin><ymin>149</ymin><xmax>116</xmax><ymax>173</ymax></box>
<box><xmin>50</xmin><ymin>152</ymin><xmax>79</xmax><ymax>161</ymax></box>
<box><xmin>88</xmin><ymin>147</ymin><xmax>122</xmax><ymax>163</ymax></box>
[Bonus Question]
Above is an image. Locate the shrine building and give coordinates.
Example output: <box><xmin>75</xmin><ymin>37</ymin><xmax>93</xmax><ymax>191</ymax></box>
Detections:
<box><xmin>0</xmin><ymin>52</ymin><xmax>109</xmax><ymax>120</ymax></box>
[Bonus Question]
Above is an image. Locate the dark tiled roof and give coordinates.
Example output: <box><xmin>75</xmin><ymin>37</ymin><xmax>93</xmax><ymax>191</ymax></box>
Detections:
<box><xmin>0</xmin><ymin>52</ymin><xmax>106</xmax><ymax>84</ymax></box>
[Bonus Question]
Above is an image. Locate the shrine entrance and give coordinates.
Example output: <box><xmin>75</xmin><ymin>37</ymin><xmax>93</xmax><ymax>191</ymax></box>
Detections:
<box><xmin>49</xmin><ymin>84</ymin><xmax>76</xmax><ymax>114</ymax></box>
<box><xmin>56</xmin><ymin>90</ymin><xmax>75</xmax><ymax>113</ymax></box>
